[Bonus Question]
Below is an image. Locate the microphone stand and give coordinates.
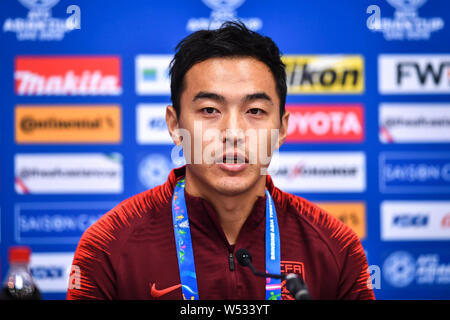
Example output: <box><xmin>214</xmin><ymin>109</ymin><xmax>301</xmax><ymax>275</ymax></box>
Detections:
<box><xmin>235</xmin><ymin>248</ymin><xmax>311</xmax><ymax>300</ymax></box>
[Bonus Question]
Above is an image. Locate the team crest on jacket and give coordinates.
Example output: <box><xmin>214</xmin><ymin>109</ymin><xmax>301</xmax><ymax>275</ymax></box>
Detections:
<box><xmin>280</xmin><ymin>261</ymin><xmax>306</xmax><ymax>300</ymax></box>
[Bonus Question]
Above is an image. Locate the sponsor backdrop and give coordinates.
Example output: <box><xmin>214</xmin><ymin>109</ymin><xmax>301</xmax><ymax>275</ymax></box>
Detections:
<box><xmin>0</xmin><ymin>0</ymin><xmax>449</xmax><ymax>299</ymax></box>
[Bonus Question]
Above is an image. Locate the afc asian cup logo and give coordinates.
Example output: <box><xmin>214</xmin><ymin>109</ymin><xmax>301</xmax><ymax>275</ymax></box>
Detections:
<box><xmin>383</xmin><ymin>251</ymin><xmax>416</xmax><ymax>288</ymax></box>
<box><xmin>187</xmin><ymin>0</ymin><xmax>262</xmax><ymax>32</ymax></box>
<box><xmin>386</xmin><ymin>0</ymin><xmax>427</xmax><ymax>10</ymax></box>
<box><xmin>202</xmin><ymin>0</ymin><xmax>245</xmax><ymax>20</ymax></box>
<box><xmin>18</xmin><ymin>0</ymin><xmax>60</xmax><ymax>11</ymax></box>
<box><xmin>386</xmin><ymin>0</ymin><xmax>427</xmax><ymax>17</ymax></box>
<box><xmin>366</xmin><ymin>0</ymin><xmax>444</xmax><ymax>40</ymax></box>
<box><xmin>3</xmin><ymin>0</ymin><xmax>80</xmax><ymax>41</ymax></box>
<box><xmin>139</xmin><ymin>154</ymin><xmax>175</xmax><ymax>190</ymax></box>
<box><xmin>202</xmin><ymin>0</ymin><xmax>246</xmax><ymax>11</ymax></box>
<box><xmin>18</xmin><ymin>0</ymin><xmax>59</xmax><ymax>21</ymax></box>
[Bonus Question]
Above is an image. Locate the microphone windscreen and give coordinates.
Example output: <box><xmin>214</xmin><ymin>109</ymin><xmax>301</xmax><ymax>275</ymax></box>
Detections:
<box><xmin>235</xmin><ymin>248</ymin><xmax>252</xmax><ymax>266</ymax></box>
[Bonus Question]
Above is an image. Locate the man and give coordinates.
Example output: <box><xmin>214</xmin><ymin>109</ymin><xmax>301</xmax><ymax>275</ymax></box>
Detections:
<box><xmin>67</xmin><ymin>22</ymin><xmax>375</xmax><ymax>300</ymax></box>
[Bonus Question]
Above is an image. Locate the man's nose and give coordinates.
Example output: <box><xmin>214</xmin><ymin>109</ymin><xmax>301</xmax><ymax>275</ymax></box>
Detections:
<box><xmin>221</xmin><ymin>110</ymin><xmax>245</xmax><ymax>146</ymax></box>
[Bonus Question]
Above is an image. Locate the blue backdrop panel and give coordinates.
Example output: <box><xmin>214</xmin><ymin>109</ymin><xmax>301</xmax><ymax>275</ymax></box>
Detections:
<box><xmin>0</xmin><ymin>0</ymin><xmax>449</xmax><ymax>299</ymax></box>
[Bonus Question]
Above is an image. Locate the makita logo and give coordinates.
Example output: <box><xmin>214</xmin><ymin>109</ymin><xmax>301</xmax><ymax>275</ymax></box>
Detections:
<box><xmin>15</xmin><ymin>70</ymin><xmax>120</xmax><ymax>95</ymax></box>
<box><xmin>286</xmin><ymin>104</ymin><xmax>364</xmax><ymax>142</ymax></box>
<box><xmin>15</xmin><ymin>56</ymin><xmax>122</xmax><ymax>96</ymax></box>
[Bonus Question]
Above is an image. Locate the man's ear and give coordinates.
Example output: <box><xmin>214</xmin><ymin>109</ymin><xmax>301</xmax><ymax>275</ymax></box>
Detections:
<box><xmin>276</xmin><ymin>110</ymin><xmax>290</xmax><ymax>149</ymax></box>
<box><xmin>166</xmin><ymin>105</ymin><xmax>181</xmax><ymax>145</ymax></box>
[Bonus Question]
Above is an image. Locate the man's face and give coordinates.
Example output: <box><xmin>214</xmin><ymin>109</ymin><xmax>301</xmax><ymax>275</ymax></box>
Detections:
<box><xmin>167</xmin><ymin>56</ymin><xmax>289</xmax><ymax>196</ymax></box>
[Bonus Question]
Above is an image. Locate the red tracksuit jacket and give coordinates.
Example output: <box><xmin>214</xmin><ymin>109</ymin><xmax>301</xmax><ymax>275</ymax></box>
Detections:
<box><xmin>67</xmin><ymin>166</ymin><xmax>375</xmax><ymax>300</ymax></box>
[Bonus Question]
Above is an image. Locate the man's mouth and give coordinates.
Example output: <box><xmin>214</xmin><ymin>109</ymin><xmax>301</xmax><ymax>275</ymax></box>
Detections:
<box><xmin>221</xmin><ymin>151</ymin><xmax>248</xmax><ymax>164</ymax></box>
<box><xmin>216</xmin><ymin>151</ymin><xmax>249</xmax><ymax>172</ymax></box>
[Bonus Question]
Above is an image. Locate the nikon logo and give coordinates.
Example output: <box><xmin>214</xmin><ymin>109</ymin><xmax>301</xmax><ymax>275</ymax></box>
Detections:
<box><xmin>282</xmin><ymin>55</ymin><xmax>364</xmax><ymax>94</ymax></box>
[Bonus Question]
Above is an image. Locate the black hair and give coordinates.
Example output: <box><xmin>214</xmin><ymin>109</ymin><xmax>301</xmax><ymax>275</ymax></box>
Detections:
<box><xmin>169</xmin><ymin>21</ymin><xmax>286</xmax><ymax>121</ymax></box>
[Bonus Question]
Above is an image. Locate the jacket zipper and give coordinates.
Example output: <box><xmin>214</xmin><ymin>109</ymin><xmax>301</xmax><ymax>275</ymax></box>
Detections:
<box><xmin>228</xmin><ymin>250</ymin><xmax>238</xmax><ymax>298</ymax></box>
<box><xmin>228</xmin><ymin>252</ymin><xmax>235</xmax><ymax>271</ymax></box>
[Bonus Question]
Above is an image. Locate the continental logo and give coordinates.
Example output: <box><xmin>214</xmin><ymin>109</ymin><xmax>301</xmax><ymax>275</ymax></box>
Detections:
<box><xmin>282</xmin><ymin>55</ymin><xmax>364</xmax><ymax>94</ymax></box>
<box><xmin>15</xmin><ymin>105</ymin><xmax>121</xmax><ymax>144</ymax></box>
<box><xmin>316</xmin><ymin>202</ymin><xmax>366</xmax><ymax>239</ymax></box>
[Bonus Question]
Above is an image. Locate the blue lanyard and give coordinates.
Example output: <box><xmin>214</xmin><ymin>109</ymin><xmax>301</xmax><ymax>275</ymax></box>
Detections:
<box><xmin>171</xmin><ymin>177</ymin><xmax>282</xmax><ymax>300</ymax></box>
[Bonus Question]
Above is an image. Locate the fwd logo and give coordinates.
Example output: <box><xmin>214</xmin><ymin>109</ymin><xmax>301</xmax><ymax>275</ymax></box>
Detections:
<box><xmin>379</xmin><ymin>55</ymin><xmax>450</xmax><ymax>94</ymax></box>
<box><xmin>397</xmin><ymin>61</ymin><xmax>450</xmax><ymax>85</ymax></box>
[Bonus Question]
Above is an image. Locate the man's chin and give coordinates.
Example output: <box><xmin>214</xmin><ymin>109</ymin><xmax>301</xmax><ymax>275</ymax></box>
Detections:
<box><xmin>211</xmin><ymin>164</ymin><xmax>263</xmax><ymax>196</ymax></box>
<box><xmin>185</xmin><ymin>163</ymin><xmax>264</xmax><ymax>196</ymax></box>
<box><xmin>212</xmin><ymin>179</ymin><xmax>253</xmax><ymax>196</ymax></box>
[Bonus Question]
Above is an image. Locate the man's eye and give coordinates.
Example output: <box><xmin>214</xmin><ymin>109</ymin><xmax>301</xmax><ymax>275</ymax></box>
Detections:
<box><xmin>248</xmin><ymin>108</ymin><xmax>265</xmax><ymax>115</ymax></box>
<box><xmin>201</xmin><ymin>107</ymin><xmax>219</xmax><ymax>114</ymax></box>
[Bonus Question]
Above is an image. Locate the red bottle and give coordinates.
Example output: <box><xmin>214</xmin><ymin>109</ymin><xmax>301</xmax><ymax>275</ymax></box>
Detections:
<box><xmin>1</xmin><ymin>246</ymin><xmax>41</xmax><ymax>300</ymax></box>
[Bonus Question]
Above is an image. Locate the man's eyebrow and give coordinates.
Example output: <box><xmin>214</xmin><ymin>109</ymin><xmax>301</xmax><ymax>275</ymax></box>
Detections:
<box><xmin>243</xmin><ymin>92</ymin><xmax>273</xmax><ymax>104</ymax></box>
<box><xmin>192</xmin><ymin>91</ymin><xmax>273</xmax><ymax>104</ymax></box>
<box><xmin>193</xmin><ymin>91</ymin><xmax>225</xmax><ymax>103</ymax></box>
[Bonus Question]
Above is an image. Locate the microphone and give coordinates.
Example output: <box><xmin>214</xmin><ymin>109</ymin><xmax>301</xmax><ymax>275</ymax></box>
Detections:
<box><xmin>235</xmin><ymin>248</ymin><xmax>311</xmax><ymax>300</ymax></box>
<box><xmin>235</xmin><ymin>248</ymin><xmax>283</xmax><ymax>279</ymax></box>
<box><xmin>284</xmin><ymin>273</ymin><xmax>311</xmax><ymax>301</ymax></box>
